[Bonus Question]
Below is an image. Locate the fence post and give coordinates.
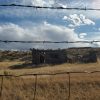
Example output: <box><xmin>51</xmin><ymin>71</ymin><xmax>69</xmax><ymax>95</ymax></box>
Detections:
<box><xmin>68</xmin><ymin>73</ymin><xmax>70</xmax><ymax>100</ymax></box>
<box><xmin>33</xmin><ymin>75</ymin><xmax>37</xmax><ymax>100</ymax></box>
<box><xmin>0</xmin><ymin>76</ymin><xmax>4</xmax><ymax>99</ymax></box>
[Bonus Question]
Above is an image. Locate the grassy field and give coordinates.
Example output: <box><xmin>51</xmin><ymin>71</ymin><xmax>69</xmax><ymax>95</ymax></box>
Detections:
<box><xmin>0</xmin><ymin>60</ymin><xmax>100</xmax><ymax>100</ymax></box>
<box><xmin>0</xmin><ymin>60</ymin><xmax>100</xmax><ymax>75</ymax></box>
<box><xmin>0</xmin><ymin>50</ymin><xmax>100</xmax><ymax>100</ymax></box>
<box><xmin>0</xmin><ymin>71</ymin><xmax>100</xmax><ymax>100</ymax></box>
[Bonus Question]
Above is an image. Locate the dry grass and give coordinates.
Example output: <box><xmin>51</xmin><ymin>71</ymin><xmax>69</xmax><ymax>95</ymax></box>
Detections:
<box><xmin>0</xmin><ymin>73</ymin><xmax>100</xmax><ymax>100</ymax></box>
<box><xmin>0</xmin><ymin>60</ymin><xmax>100</xmax><ymax>100</ymax></box>
<box><xmin>0</xmin><ymin>60</ymin><xmax>100</xmax><ymax>75</ymax></box>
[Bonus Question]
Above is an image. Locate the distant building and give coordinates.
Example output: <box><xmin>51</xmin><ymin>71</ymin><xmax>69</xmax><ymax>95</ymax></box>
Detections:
<box><xmin>31</xmin><ymin>48</ymin><xmax>97</xmax><ymax>65</ymax></box>
<box><xmin>31</xmin><ymin>49</ymin><xmax>67</xmax><ymax>64</ymax></box>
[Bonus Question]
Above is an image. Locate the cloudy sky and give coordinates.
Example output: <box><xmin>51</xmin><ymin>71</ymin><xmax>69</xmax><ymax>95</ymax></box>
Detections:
<box><xmin>0</xmin><ymin>0</ymin><xmax>100</xmax><ymax>50</ymax></box>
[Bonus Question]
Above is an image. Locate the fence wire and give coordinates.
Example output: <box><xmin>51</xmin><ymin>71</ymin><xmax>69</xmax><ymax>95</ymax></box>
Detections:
<box><xmin>0</xmin><ymin>2</ymin><xmax>100</xmax><ymax>99</ymax></box>
<box><xmin>0</xmin><ymin>4</ymin><xmax>100</xmax><ymax>11</ymax></box>
<box><xmin>0</xmin><ymin>40</ymin><xmax>100</xmax><ymax>44</ymax></box>
<box><xmin>0</xmin><ymin>71</ymin><xmax>100</xmax><ymax>100</ymax></box>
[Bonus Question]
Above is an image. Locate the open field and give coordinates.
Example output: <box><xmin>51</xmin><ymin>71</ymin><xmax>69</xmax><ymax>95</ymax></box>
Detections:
<box><xmin>0</xmin><ymin>50</ymin><xmax>100</xmax><ymax>100</ymax></box>
<box><xmin>0</xmin><ymin>48</ymin><xmax>100</xmax><ymax>75</ymax></box>
<box><xmin>0</xmin><ymin>60</ymin><xmax>100</xmax><ymax>100</ymax></box>
<box><xmin>0</xmin><ymin>60</ymin><xmax>100</xmax><ymax>75</ymax></box>
<box><xmin>0</xmin><ymin>71</ymin><xmax>100</xmax><ymax>100</ymax></box>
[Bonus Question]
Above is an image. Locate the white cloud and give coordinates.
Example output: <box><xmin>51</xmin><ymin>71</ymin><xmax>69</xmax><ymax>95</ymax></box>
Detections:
<box><xmin>20</xmin><ymin>0</ymin><xmax>67</xmax><ymax>8</ymax></box>
<box><xmin>31</xmin><ymin>0</ymin><xmax>55</xmax><ymax>6</ymax></box>
<box><xmin>69</xmin><ymin>14</ymin><xmax>82</xmax><ymax>26</ymax></box>
<box><xmin>70</xmin><ymin>0</ymin><xmax>85</xmax><ymax>7</ymax></box>
<box><xmin>59</xmin><ymin>4</ymin><xmax>67</xmax><ymax>8</ymax></box>
<box><xmin>63</xmin><ymin>16</ymin><xmax>68</xmax><ymax>20</ymax></box>
<box><xmin>80</xmin><ymin>14</ymin><xmax>95</xmax><ymax>25</ymax></box>
<box><xmin>0</xmin><ymin>22</ymin><xmax>86</xmax><ymax>50</ymax></box>
<box><xmin>63</xmin><ymin>14</ymin><xmax>95</xmax><ymax>27</ymax></box>
<box><xmin>83</xmin><ymin>32</ymin><xmax>100</xmax><ymax>47</ymax></box>
<box><xmin>79</xmin><ymin>33</ymin><xmax>87</xmax><ymax>39</ymax></box>
<box><xmin>82</xmin><ymin>0</ymin><xmax>100</xmax><ymax>19</ymax></box>
<box><xmin>20</xmin><ymin>0</ymin><xmax>47</xmax><ymax>6</ymax></box>
<box><xmin>91</xmin><ymin>0</ymin><xmax>100</xmax><ymax>9</ymax></box>
<box><xmin>98</xmin><ymin>28</ymin><xmax>100</xmax><ymax>31</ymax></box>
<box><xmin>68</xmin><ymin>24</ymin><xmax>74</xmax><ymax>28</ymax></box>
<box><xmin>1</xmin><ymin>22</ymin><xmax>100</xmax><ymax>50</ymax></box>
<box><xmin>0</xmin><ymin>0</ymin><xmax>100</xmax><ymax>20</ymax></box>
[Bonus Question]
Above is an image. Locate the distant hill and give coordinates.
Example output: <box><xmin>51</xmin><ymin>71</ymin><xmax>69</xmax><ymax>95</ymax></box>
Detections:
<box><xmin>0</xmin><ymin>50</ymin><xmax>32</xmax><ymax>62</ymax></box>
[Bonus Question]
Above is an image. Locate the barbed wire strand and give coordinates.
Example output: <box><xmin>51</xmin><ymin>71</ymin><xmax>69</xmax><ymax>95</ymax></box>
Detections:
<box><xmin>0</xmin><ymin>4</ymin><xmax>100</xmax><ymax>11</ymax></box>
<box><xmin>0</xmin><ymin>70</ymin><xmax>100</xmax><ymax>77</ymax></box>
<box><xmin>0</xmin><ymin>40</ymin><xmax>100</xmax><ymax>44</ymax></box>
<box><xmin>0</xmin><ymin>2</ymin><xmax>99</xmax><ymax>100</ymax></box>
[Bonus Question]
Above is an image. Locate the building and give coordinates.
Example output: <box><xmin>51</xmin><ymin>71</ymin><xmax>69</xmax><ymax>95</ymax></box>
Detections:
<box><xmin>31</xmin><ymin>48</ymin><xmax>97</xmax><ymax>65</ymax></box>
<box><xmin>31</xmin><ymin>48</ymin><xmax>67</xmax><ymax>64</ymax></box>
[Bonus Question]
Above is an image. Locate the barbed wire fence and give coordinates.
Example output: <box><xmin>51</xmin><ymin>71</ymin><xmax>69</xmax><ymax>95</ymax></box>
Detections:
<box><xmin>0</xmin><ymin>1</ymin><xmax>100</xmax><ymax>100</ymax></box>
<box><xmin>0</xmin><ymin>2</ymin><xmax>100</xmax><ymax>47</ymax></box>
<box><xmin>0</xmin><ymin>40</ymin><xmax>100</xmax><ymax>44</ymax></box>
<box><xmin>0</xmin><ymin>4</ymin><xmax>100</xmax><ymax>11</ymax></box>
<box><xmin>0</xmin><ymin>71</ymin><xmax>100</xmax><ymax>100</ymax></box>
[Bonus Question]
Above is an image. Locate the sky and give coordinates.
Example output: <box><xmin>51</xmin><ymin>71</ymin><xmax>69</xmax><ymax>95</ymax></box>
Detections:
<box><xmin>0</xmin><ymin>0</ymin><xmax>100</xmax><ymax>50</ymax></box>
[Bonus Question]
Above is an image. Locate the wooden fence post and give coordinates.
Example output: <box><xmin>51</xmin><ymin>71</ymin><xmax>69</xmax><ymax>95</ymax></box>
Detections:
<box><xmin>0</xmin><ymin>76</ymin><xmax>4</xmax><ymax>99</ymax></box>
<box><xmin>68</xmin><ymin>73</ymin><xmax>71</xmax><ymax>100</ymax></box>
<box><xmin>33</xmin><ymin>75</ymin><xmax>37</xmax><ymax>100</ymax></box>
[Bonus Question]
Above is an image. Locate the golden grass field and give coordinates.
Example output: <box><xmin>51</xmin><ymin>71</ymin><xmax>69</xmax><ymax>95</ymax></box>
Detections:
<box><xmin>0</xmin><ymin>59</ymin><xmax>100</xmax><ymax>100</ymax></box>
<box><xmin>0</xmin><ymin>59</ymin><xmax>100</xmax><ymax>75</ymax></box>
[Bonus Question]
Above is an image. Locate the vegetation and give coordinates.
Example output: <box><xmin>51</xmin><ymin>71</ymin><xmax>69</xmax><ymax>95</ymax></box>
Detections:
<box><xmin>0</xmin><ymin>73</ymin><xmax>100</xmax><ymax>100</ymax></box>
<box><xmin>0</xmin><ymin>48</ymin><xmax>100</xmax><ymax>100</ymax></box>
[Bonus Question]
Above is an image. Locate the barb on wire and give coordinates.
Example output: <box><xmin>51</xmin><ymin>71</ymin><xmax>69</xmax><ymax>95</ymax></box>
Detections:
<box><xmin>0</xmin><ymin>4</ymin><xmax>100</xmax><ymax>11</ymax></box>
<box><xmin>0</xmin><ymin>40</ymin><xmax>100</xmax><ymax>44</ymax></box>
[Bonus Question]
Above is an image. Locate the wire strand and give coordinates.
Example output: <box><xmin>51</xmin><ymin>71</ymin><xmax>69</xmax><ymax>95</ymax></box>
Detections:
<box><xmin>0</xmin><ymin>4</ymin><xmax>100</xmax><ymax>11</ymax></box>
<box><xmin>0</xmin><ymin>40</ymin><xmax>100</xmax><ymax>44</ymax></box>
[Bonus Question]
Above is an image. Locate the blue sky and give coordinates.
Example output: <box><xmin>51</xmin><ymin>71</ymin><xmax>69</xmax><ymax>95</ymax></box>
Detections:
<box><xmin>0</xmin><ymin>0</ymin><xmax>100</xmax><ymax>50</ymax></box>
